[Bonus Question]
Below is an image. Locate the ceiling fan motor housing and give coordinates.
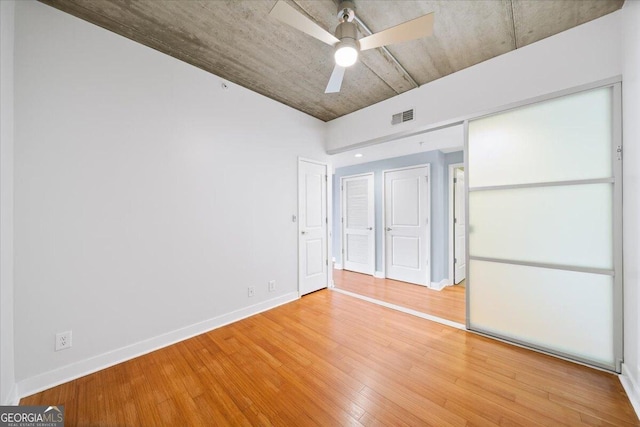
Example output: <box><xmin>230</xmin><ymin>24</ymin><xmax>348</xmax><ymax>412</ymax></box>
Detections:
<box><xmin>335</xmin><ymin>21</ymin><xmax>359</xmax><ymax>50</ymax></box>
<box><xmin>334</xmin><ymin>20</ymin><xmax>360</xmax><ymax>67</ymax></box>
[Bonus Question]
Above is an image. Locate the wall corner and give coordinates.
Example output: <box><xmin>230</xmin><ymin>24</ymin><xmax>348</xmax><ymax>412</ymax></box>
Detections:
<box><xmin>620</xmin><ymin>364</ymin><xmax>640</xmax><ymax>420</ymax></box>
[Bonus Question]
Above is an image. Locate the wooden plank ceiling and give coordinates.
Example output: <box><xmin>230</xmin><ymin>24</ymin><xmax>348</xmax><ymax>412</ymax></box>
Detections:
<box><xmin>39</xmin><ymin>0</ymin><xmax>624</xmax><ymax>121</ymax></box>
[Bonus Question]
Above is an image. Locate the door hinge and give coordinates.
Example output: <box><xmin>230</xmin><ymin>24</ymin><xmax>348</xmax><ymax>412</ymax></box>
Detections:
<box><xmin>341</xmin><ymin>217</ymin><xmax>344</xmax><ymax>223</ymax></box>
<box><xmin>454</xmin><ymin>218</ymin><xmax>457</xmax><ymax>224</ymax></box>
<box><xmin>325</xmin><ymin>175</ymin><xmax>328</xmax><ymax>182</ymax></box>
<box><xmin>455</xmin><ymin>258</ymin><xmax>457</xmax><ymax>264</ymax></box>
<box><xmin>425</xmin><ymin>176</ymin><xmax>429</xmax><ymax>182</ymax></box>
<box><xmin>325</xmin><ymin>259</ymin><xmax>328</xmax><ymax>266</ymax></box>
<box><xmin>454</xmin><ymin>178</ymin><xmax>457</xmax><ymax>183</ymax></box>
<box><xmin>325</xmin><ymin>217</ymin><xmax>328</xmax><ymax>224</ymax></box>
<box><xmin>617</xmin><ymin>145</ymin><xmax>623</xmax><ymax>160</ymax></box>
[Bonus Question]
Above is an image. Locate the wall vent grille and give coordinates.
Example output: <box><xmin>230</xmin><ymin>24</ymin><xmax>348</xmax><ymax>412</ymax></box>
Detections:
<box><xmin>391</xmin><ymin>108</ymin><xmax>414</xmax><ymax>125</ymax></box>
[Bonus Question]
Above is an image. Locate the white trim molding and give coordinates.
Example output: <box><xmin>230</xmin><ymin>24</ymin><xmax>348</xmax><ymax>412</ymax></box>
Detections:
<box><xmin>448</xmin><ymin>162</ymin><xmax>464</xmax><ymax>285</ymax></box>
<box><xmin>16</xmin><ymin>292</ymin><xmax>298</xmax><ymax>400</ymax></box>
<box><xmin>333</xmin><ymin>263</ymin><xmax>343</xmax><ymax>270</ymax></box>
<box><xmin>374</xmin><ymin>271</ymin><xmax>385</xmax><ymax>279</ymax></box>
<box><xmin>620</xmin><ymin>363</ymin><xmax>640</xmax><ymax>419</ymax></box>
<box><xmin>430</xmin><ymin>279</ymin><xmax>451</xmax><ymax>291</ymax></box>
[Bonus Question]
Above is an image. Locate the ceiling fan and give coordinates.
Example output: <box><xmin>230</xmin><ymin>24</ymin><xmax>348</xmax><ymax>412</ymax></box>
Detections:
<box><xmin>270</xmin><ymin>0</ymin><xmax>434</xmax><ymax>93</ymax></box>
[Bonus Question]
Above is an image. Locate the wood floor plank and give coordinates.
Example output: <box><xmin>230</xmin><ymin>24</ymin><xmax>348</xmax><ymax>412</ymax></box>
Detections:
<box><xmin>334</xmin><ymin>269</ymin><xmax>466</xmax><ymax>324</ymax></box>
<box><xmin>20</xmin><ymin>289</ymin><xmax>638</xmax><ymax>426</ymax></box>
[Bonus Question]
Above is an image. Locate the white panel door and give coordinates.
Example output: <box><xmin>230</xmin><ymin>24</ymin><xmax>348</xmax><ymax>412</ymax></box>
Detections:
<box><xmin>342</xmin><ymin>174</ymin><xmax>374</xmax><ymax>275</ymax></box>
<box><xmin>454</xmin><ymin>168</ymin><xmax>466</xmax><ymax>284</ymax></box>
<box><xmin>384</xmin><ymin>166</ymin><xmax>430</xmax><ymax>286</ymax></box>
<box><xmin>298</xmin><ymin>160</ymin><xmax>327</xmax><ymax>296</ymax></box>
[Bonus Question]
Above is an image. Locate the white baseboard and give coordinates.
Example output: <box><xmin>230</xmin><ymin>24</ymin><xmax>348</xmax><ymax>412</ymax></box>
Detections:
<box><xmin>620</xmin><ymin>363</ymin><xmax>640</xmax><ymax>420</ymax></box>
<box><xmin>430</xmin><ymin>279</ymin><xmax>450</xmax><ymax>291</ymax></box>
<box><xmin>16</xmin><ymin>292</ymin><xmax>298</xmax><ymax>400</ymax></box>
<box><xmin>335</xmin><ymin>267</ymin><xmax>382</xmax><ymax>278</ymax></box>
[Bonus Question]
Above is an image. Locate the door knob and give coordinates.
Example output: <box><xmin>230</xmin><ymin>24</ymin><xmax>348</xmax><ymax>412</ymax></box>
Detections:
<box><xmin>386</xmin><ymin>227</ymin><xmax>392</xmax><ymax>231</ymax></box>
<box><xmin>367</xmin><ymin>227</ymin><xmax>373</xmax><ymax>230</ymax></box>
<box><xmin>301</xmin><ymin>230</ymin><xmax>307</xmax><ymax>235</ymax></box>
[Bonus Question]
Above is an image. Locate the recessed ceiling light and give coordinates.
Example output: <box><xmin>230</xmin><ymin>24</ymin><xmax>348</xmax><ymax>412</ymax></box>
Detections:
<box><xmin>354</xmin><ymin>153</ymin><xmax>363</xmax><ymax>158</ymax></box>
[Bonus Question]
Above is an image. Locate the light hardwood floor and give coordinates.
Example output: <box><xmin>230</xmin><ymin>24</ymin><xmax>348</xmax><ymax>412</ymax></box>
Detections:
<box><xmin>334</xmin><ymin>269</ymin><xmax>466</xmax><ymax>324</ymax></box>
<box><xmin>22</xmin><ymin>290</ymin><xmax>637</xmax><ymax>426</ymax></box>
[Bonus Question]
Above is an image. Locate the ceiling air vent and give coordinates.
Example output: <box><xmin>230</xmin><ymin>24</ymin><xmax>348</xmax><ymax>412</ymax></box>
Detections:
<box><xmin>391</xmin><ymin>108</ymin><xmax>414</xmax><ymax>125</ymax></box>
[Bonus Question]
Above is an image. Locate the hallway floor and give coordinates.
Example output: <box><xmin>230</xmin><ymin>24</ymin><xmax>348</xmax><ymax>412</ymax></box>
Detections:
<box><xmin>333</xmin><ymin>269</ymin><xmax>466</xmax><ymax>324</ymax></box>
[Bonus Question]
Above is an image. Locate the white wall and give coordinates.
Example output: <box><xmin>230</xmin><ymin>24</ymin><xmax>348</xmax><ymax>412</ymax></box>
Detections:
<box><xmin>326</xmin><ymin>10</ymin><xmax>622</xmax><ymax>153</ymax></box>
<box><xmin>621</xmin><ymin>0</ymin><xmax>640</xmax><ymax>414</ymax></box>
<box><xmin>0</xmin><ymin>0</ymin><xmax>17</xmax><ymax>406</ymax></box>
<box><xmin>330</xmin><ymin>125</ymin><xmax>464</xmax><ymax>169</ymax></box>
<box><xmin>13</xmin><ymin>1</ymin><xmax>326</xmax><ymax>395</ymax></box>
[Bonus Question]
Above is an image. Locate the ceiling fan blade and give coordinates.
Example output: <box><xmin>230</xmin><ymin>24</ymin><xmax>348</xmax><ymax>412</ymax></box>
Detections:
<box><xmin>359</xmin><ymin>12</ymin><xmax>434</xmax><ymax>51</ymax></box>
<box><xmin>270</xmin><ymin>0</ymin><xmax>339</xmax><ymax>46</ymax></box>
<box><xmin>325</xmin><ymin>65</ymin><xmax>346</xmax><ymax>93</ymax></box>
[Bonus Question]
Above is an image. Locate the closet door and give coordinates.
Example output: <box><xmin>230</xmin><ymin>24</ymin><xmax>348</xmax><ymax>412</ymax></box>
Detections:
<box><xmin>342</xmin><ymin>174</ymin><xmax>375</xmax><ymax>275</ymax></box>
<box><xmin>384</xmin><ymin>166</ymin><xmax>430</xmax><ymax>286</ymax></box>
<box><xmin>466</xmin><ymin>84</ymin><xmax>622</xmax><ymax>372</ymax></box>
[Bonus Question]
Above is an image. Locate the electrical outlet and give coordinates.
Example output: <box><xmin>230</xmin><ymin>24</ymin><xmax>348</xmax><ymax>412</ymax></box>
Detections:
<box><xmin>268</xmin><ymin>280</ymin><xmax>276</xmax><ymax>292</ymax></box>
<box><xmin>248</xmin><ymin>286</ymin><xmax>255</xmax><ymax>297</ymax></box>
<box><xmin>55</xmin><ymin>331</ymin><xmax>72</xmax><ymax>351</ymax></box>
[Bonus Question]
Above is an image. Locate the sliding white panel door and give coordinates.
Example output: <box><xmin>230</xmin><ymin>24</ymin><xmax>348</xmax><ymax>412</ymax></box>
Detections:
<box><xmin>342</xmin><ymin>174</ymin><xmax>375</xmax><ymax>275</ymax></box>
<box><xmin>466</xmin><ymin>84</ymin><xmax>622</xmax><ymax>372</ymax></box>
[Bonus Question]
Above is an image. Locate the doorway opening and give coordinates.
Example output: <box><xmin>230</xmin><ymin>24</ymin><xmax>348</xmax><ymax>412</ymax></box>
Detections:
<box><xmin>331</xmin><ymin>145</ymin><xmax>465</xmax><ymax>327</ymax></box>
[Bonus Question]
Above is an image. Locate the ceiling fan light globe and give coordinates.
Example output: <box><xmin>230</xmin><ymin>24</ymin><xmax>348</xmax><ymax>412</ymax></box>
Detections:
<box><xmin>335</xmin><ymin>45</ymin><xmax>358</xmax><ymax>67</ymax></box>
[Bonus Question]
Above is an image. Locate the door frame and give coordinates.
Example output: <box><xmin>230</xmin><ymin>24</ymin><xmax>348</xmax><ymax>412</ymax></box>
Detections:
<box><xmin>448</xmin><ymin>162</ymin><xmax>465</xmax><ymax>285</ymax></box>
<box><xmin>297</xmin><ymin>157</ymin><xmax>331</xmax><ymax>295</ymax></box>
<box><xmin>340</xmin><ymin>172</ymin><xmax>375</xmax><ymax>275</ymax></box>
<box><xmin>381</xmin><ymin>164</ymin><xmax>431</xmax><ymax>286</ymax></box>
